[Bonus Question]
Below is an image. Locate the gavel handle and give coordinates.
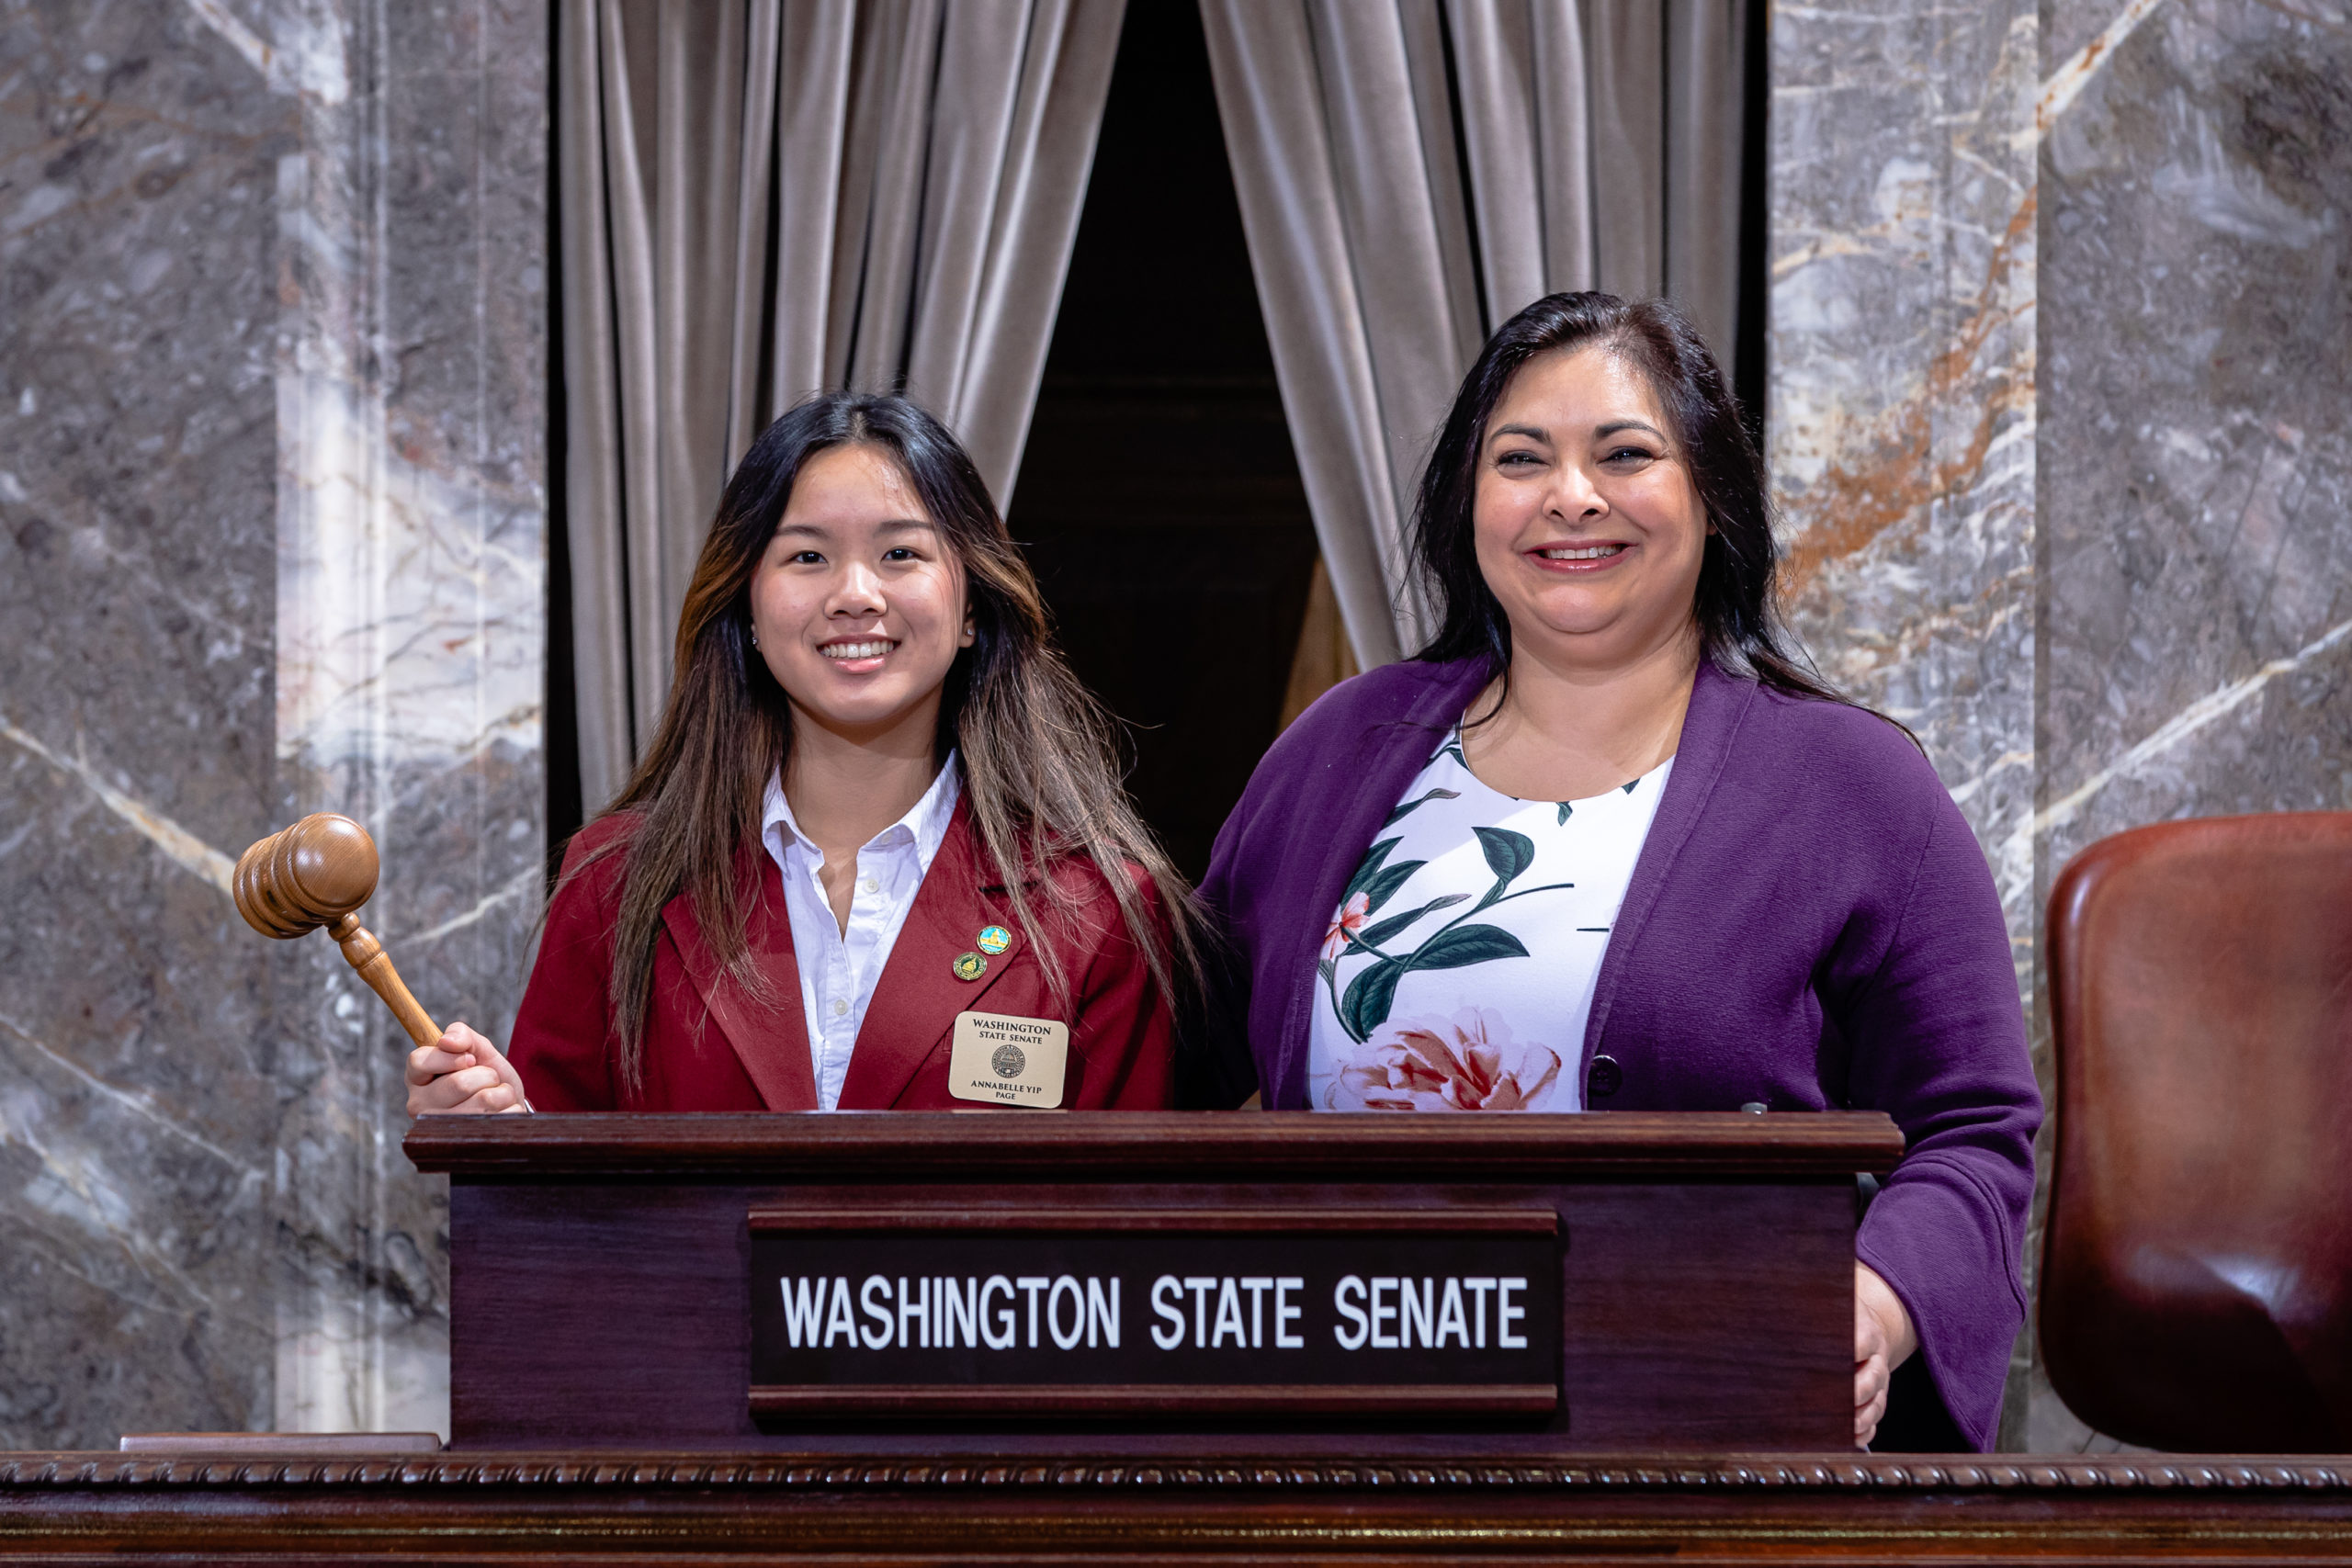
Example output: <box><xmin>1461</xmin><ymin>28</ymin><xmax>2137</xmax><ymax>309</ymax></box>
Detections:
<box><xmin>325</xmin><ymin>913</ymin><xmax>443</xmax><ymax>1049</ymax></box>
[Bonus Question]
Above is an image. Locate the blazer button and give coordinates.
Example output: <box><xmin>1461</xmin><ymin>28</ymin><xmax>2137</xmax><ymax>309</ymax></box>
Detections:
<box><xmin>1586</xmin><ymin>1055</ymin><xmax>1623</xmax><ymax>1099</ymax></box>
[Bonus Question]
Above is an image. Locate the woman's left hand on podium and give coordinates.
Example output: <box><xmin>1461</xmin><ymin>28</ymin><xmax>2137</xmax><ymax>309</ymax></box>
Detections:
<box><xmin>1853</xmin><ymin>1261</ymin><xmax>1918</xmax><ymax>1449</ymax></box>
<box><xmin>406</xmin><ymin>1021</ymin><xmax>531</xmax><ymax>1116</ymax></box>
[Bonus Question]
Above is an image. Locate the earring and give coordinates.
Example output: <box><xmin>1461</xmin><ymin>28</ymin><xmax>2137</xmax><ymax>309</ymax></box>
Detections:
<box><xmin>750</xmin><ymin>628</ymin><xmax>760</xmax><ymax>649</ymax></box>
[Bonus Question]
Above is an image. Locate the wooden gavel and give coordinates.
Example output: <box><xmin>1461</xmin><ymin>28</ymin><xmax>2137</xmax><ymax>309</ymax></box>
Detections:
<box><xmin>233</xmin><ymin>814</ymin><xmax>444</xmax><ymax>1050</ymax></box>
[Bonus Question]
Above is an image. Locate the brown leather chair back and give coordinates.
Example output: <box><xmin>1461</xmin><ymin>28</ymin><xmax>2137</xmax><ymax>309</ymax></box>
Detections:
<box><xmin>2042</xmin><ymin>813</ymin><xmax>2352</xmax><ymax>1450</ymax></box>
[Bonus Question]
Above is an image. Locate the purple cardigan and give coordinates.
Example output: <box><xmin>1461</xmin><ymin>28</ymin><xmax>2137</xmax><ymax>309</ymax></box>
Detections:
<box><xmin>1199</xmin><ymin>655</ymin><xmax>2041</xmax><ymax>1450</ymax></box>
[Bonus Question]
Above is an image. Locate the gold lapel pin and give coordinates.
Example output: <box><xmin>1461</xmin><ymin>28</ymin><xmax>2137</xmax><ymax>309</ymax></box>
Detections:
<box><xmin>952</xmin><ymin>952</ymin><xmax>988</xmax><ymax>981</ymax></box>
<box><xmin>976</xmin><ymin>924</ymin><xmax>1011</xmax><ymax>955</ymax></box>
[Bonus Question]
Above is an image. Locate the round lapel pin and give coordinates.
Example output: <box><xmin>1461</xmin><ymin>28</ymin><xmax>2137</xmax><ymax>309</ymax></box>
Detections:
<box><xmin>952</xmin><ymin>952</ymin><xmax>988</xmax><ymax>982</ymax></box>
<box><xmin>976</xmin><ymin>924</ymin><xmax>1012</xmax><ymax>955</ymax></box>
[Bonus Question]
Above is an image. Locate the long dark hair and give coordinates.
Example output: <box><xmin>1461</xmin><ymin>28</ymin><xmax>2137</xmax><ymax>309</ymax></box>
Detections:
<box><xmin>1409</xmin><ymin>291</ymin><xmax>1843</xmax><ymax>705</ymax></box>
<box><xmin>585</xmin><ymin>392</ymin><xmax>1199</xmax><ymax>1082</ymax></box>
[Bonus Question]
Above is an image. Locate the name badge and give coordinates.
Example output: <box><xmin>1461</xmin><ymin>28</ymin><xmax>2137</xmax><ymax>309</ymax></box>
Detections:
<box><xmin>948</xmin><ymin>1011</ymin><xmax>1069</xmax><ymax>1109</ymax></box>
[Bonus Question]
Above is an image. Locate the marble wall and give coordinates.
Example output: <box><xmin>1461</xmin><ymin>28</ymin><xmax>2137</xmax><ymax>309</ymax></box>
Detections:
<box><xmin>0</xmin><ymin>0</ymin><xmax>544</xmax><ymax>1449</ymax></box>
<box><xmin>1771</xmin><ymin>0</ymin><xmax>2352</xmax><ymax>1450</ymax></box>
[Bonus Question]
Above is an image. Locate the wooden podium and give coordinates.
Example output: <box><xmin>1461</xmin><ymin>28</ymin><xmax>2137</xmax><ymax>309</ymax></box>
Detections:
<box><xmin>12</xmin><ymin>1111</ymin><xmax>2352</xmax><ymax>1562</ymax></box>
<box><xmin>406</xmin><ymin>1111</ymin><xmax>1901</xmax><ymax>1456</ymax></box>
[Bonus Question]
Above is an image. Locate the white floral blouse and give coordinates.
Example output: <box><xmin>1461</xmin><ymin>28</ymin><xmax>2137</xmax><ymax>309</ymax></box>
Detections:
<box><xmin>1306</xmin><ymin>728</ymin><xmax>1673</xmax><ymax>1111</ymax></box>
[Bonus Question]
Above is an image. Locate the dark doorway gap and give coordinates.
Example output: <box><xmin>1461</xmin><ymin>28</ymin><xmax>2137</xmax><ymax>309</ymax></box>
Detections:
<box><xmin>1735</xmin><ymin>0</ymin><xmax>1770</xmax><ymax>442</ymax></box>
<box><xmin>545</xmin><ymin>0</ymin><xmax>582</xmax><ymax>875</ymax></box>
<box><xmin>1009</xmin><ymin>0</ymin><xmax>1319</xmax><ymax>884</ymax></box>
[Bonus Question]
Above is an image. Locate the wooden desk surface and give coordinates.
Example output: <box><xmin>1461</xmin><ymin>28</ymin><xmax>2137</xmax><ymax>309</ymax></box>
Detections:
<box><xmin>402</xmin><ymin>1108</ymin><xmax>1910</xmax><ymax>1179</ymax></box>
<box><xmin>5</xmin><ymin>1448</ymin><xmax>2350</xmax><ymax>1562</ymax></box>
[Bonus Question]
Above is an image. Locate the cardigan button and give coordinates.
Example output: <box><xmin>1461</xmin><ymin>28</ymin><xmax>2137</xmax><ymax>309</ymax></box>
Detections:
<box><xmin>1586</xmin><ymin>1055</ymin><xmax>1623</xmax><ymax>1099</ymax></box>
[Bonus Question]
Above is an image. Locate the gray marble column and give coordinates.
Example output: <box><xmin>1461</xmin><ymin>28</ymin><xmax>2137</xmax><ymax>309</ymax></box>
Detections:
<box><xmin>2030</xmin><ymin>0</ymin><xmax>2352</xmax><ymax>1450</ymax></box>
<box><xmin>1771</xmin><ymin>0</ymin><xmax>2352</xmax><ymax>1450</ymax></box>
<box><xmin>0</xmin><ymin>0</ymin><xmax>545</xmax><ymax>1447</ymax></box>
<box><xmin>264</xmin><ymin>0</ymin><xmax>548</xmax><ymax>1438</ymax></box>
<box><xmin>1769</xmin><ymin>0</ymin><xmax>2039</xmax><ymax>919</ymax></box>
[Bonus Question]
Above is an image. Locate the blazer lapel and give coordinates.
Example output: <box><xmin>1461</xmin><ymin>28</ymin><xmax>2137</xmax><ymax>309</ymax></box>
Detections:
<box><xmin>661</xmin><ymin>852</ymin><xmax>819</xmax><ymax>1111</ymax></box>
<box><xmin>838</xmin><ymin>804</ymin><xmax>1030</xmax><ymax>1110</ymax></box>
<box><xmin>1577</xmin><ymin>657</ymin><xmax>1756</xmax><ymax>1070</ymax></box>
<box><xmin>1271</xmin><ymin>657</ymin><xmax>1494</xmax><ymax>1106</ymax></box>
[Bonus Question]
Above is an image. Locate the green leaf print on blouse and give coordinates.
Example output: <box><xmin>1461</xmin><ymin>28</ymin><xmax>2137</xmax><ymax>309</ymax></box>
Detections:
<box><xmin>1383</xmin><ymin>786</ymin><xmax>1461</xmax><ymax>828</ymax></box>
<box><xmin>1339</xmin><ymin>837</ymin><xmax>1427</xmax><ymax>923</ymax></box>
<box><xmin>1319</xmin><ymin>822</ymin><xmax>1578</xmax><ymax>1044</ymax></box>
<box><xmin>1472</xmin><ymin>827</ymin><xmax>1534</xmax><ymax>908</ymax></box>
<box><xmin>1356</xmin><ymin>893</ymin><xmax>1469</xmax><ymax>950</ymax></box>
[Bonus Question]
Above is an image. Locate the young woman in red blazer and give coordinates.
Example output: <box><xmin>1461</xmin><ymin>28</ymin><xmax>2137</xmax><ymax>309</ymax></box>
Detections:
<box><xmin>405</xmin><ymin>393</ymin><xmax>1197</xmax><ymax>1113</ymax></box>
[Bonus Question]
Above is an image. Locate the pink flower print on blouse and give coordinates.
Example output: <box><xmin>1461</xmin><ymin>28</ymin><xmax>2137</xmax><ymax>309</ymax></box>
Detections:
<box><xmin>1325</xmin><ymin>1007</ymin><xmax>1562</xmax><ymax>1111</ymax></box>
<box><xmin>1321</xmin><ymin>890</ymin><xmax>1371</xmax><ymax>963</ymax></box>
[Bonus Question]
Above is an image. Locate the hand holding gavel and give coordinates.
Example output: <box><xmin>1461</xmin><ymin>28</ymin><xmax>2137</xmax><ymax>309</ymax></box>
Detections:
<box><xmin>235</xmin><ymin>814</ymin><xmax>529</xmax><ymax>1114</ymax></box>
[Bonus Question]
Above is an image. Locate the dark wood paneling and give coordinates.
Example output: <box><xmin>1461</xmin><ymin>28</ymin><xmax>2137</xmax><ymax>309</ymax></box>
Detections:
<box><xmin>6</xmin><ymin>1450</ymin><xmax>2352</xmax><ymax>1563</ymax></box>
<box><xmin>436</xmin><ymin>1116</ymin><xmax>1879</xmax><ymax>1453</ymax></box>
<box><xmin>746</xmin><ymin>1384</ymin><xmax>1560</xmax><ymax>1419</ymax></box>
<box><xmin>1555</xmin><ymin>1179</ymin><xmax>1849</xmax><ymax>1448</ymax></box>
<box><xmin>448</xmin><ymin>1175</ymin><xmax>1852</xmax><ymax>1453</ymax></box>
<box><xmin>449</xmin><ymin>1180</ymin><xmax>751</xmax><ymax>1450</ymax></box>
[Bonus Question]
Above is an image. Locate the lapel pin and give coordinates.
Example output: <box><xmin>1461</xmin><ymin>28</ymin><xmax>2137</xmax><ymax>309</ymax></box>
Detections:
<box><xmin>953</xmin><ymin>952</ymin><xmax>988</xmax><ymax>982</ymax></box>
<box><xmin>976</xmin><ymin>924</ymin><xmax>1011</xmax><ymax>955</ymax></box>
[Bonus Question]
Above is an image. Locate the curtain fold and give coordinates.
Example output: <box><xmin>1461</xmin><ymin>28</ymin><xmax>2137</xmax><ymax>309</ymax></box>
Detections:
<box><xmin>1199</xmin><ymin>0</ymin><xmax>1747</xmax><ymax>669</ymax></box>
<box><xmin>560</xmin><ymin>0</ymin><xmax>1125</xmax><ymax>812</ymax></box>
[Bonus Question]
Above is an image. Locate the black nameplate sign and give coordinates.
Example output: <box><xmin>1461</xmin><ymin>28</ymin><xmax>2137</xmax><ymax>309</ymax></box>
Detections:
<box><xmin>748</xmin><ymin>1208</ymin><xmax>1561</xmax><ymax>1420</ymax></box>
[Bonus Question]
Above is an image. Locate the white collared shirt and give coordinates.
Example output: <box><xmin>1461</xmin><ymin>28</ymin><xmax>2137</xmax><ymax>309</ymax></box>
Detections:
<box><xmin>760</xmin><ymin>758</ymin><xmax>961</xmax><ymax>1111</ymax></box>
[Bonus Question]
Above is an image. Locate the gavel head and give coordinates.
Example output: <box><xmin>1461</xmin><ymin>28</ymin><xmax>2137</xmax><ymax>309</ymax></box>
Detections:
<box><xmin>233</xmin><ymin>813</ymin><xmax>380</xmax><ymax>940</ymax></box>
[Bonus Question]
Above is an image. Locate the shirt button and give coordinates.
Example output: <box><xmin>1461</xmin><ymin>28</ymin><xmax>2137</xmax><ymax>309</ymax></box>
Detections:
<box><xmin>831</xmin><ymin>998</ymin><xmax>849</xmax><ymax>1017</ymax></box>
<box><xmin>1586</xmin><ymin>1055</ymin><xmax>1623</xmax><ymax>1099</ymax></box>
<box><xmin>860</xmin><ymin>876</ymin><xmax>879</xmax><ymax>894</ymax></box>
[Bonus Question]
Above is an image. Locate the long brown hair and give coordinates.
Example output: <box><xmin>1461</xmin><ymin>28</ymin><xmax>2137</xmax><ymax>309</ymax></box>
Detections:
<box><xmin>582</xmin><ymin>392</ymin><xmax>1200</xmax><ymax>1084</ymax></box>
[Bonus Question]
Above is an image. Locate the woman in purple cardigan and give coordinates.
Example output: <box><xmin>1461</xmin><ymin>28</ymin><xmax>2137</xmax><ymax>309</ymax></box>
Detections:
<box><xmin>1199</xmin><ymin>293</ymin><xmax>2041</xmax><ymax>1452</ymax></box>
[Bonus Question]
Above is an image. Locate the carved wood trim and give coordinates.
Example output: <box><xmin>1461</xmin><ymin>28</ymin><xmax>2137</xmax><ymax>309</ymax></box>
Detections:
<box><xmin>4</xmin><ymin>1453</ymin><xmax>2346</xmax><ymax>1491</ymax></box>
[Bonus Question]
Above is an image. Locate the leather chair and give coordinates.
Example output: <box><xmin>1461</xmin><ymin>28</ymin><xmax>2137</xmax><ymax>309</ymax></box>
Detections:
<box><xmin>2042</xmin><ymin>813</ymin><xmax>2352</xmax><ymax>1450</ymax></box>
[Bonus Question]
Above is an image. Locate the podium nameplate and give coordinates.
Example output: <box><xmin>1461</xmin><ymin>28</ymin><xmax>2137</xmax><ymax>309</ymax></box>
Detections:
<box><xmin>748</xmin><ymin>1207</ymin><xmax>1560</xmax><ymax>1419</ymax></box>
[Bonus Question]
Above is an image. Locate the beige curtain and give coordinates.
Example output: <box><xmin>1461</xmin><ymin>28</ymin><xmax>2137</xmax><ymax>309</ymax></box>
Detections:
<box><xmin>560</xmin><ymin>0</ymin><xmax>1126</xmax><ymax>810</ymax></box>
<box><xmin>1199</xmin><ymin>0</ymin><xmax>1748</xmax><ymax>669</ymax></box>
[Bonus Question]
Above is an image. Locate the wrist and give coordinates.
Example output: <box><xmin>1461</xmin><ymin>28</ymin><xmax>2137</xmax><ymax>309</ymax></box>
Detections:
<box><xmin>1857</xmin><ymin>1262</ymin><xmax>1917</xmax><ymax>1367</ymax></box>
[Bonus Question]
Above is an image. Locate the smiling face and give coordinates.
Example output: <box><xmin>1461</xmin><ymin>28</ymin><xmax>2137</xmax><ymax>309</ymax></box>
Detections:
<box><xmin>748</xmin><ymin>442</ymin><xmax>972</xmax><ymax>744</ymax></box>
<box><xmin>1471</xmin><ymin>343</ymin><xmax>1709</xmax><ymax>672</ymax></box>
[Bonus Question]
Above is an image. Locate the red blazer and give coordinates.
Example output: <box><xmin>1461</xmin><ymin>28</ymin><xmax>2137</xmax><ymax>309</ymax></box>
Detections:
<box><xmin>508</xmin><ymin>804</ymin><xmax>1176</xmax><ymax>1111</ymax></box>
